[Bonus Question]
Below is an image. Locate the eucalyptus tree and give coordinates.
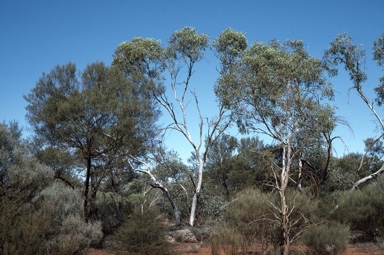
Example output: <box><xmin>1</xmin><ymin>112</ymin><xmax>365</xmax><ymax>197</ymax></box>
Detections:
<box><xmin>324</xmin><ymin>33</ymin><xmax>384</xmax><ymax>190</ymax></box>
<box><xmin>25</xmin><ymin>62</ymin><xmax>159</xmax><ymax>222</ymax></box>
<box><xmin>215</xmin><ymin>37</ymin><xmax>334</xmax><ymax>254</ymax></box>
<box><xmin>113</xmin><ymin>27</ymin><xmax>233</xmax><ymax>226</ymax></box>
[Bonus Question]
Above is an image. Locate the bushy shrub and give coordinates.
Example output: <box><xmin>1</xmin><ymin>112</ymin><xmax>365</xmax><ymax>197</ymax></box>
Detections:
<box><xmin>0</xmin><ymin>196</ymin><xmax>53</xmax><ymax>255</ymax></box>
<box><xmin>0</xmin><ymin>156</ymin><xmax>54</xmax><ymax>255</ymax></box>
<box><xmin>210</xmin><ymin>188</ymin><xmax>320</xmax><ymax>254</ymax></box>
<box><xmin>210</xmin><ymin>224</ymin><xmax>244</xmax><ymax>255</ymax></box>
<box><xmin>0</xmin><ymin>182</ymin><xmax>103</xmax><ymax>255</ymax></box>
<box><xmin>38</xmin><ymin>183</ymin><xmax>103</xmax><ymax>255</ymax></box>
<box><xmin>0</xmin><ymin>122</ymin><xmax>102</xmax><ymax>255</ymax></box>
<box><xmin>106</xmin><ymin>209</ymin><xmax>175</xmax><ymax>255</ymax></box>
<box><xmin>225</xmin><ymin>188</ymin><xmax>279</xmax><ymax>251</ymax></box>
<box><xmin>196</xmin><ymin>191</ymin><xmax>227</xmax><ymax>224</ymax></box>
<box><xmin>0</xmin><ymin>169</ymin><xmax>102</xmax><ymax>255</ymax></box>
<box><xmin>94</xmin><ymin>190</ymin><xmax>134</xmax><ymax>235</ymax></box>
<box><xmin>302</xmin><ymin>222</ymin><xmax>349</xmax><ymax>255</ymax></box>
<box><xmin>332</xmin><ymin>175</ymin><xmax>384</xmax><ymax>241</ymax></box>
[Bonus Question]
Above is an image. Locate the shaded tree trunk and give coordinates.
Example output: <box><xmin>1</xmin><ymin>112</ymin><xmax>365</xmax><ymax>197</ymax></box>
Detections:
<box><xmin>84</xmin><ymin>157</ymin><xmax>92</xmax><ymax>222</ymax></box>
<box><xmin>151</xmin><ymin>181</ymin><xmax>180</xmax><ymax>226</ymax></box>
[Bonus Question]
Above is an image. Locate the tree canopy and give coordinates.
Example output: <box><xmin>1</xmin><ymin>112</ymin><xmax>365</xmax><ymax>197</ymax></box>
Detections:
<box><xmin>24</xmin><ymin>62</ymin><xmax>160</xmax><ymax>221</ymax></box>
<box><xmin>3</xmin><ymin>27</ymin><xmax>384</xmax><ymax>254</ymax></box>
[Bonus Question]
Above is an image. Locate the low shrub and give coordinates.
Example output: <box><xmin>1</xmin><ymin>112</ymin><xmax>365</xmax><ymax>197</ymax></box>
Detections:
<box><xmin>210</xmin><ymin>224</ymin><xmax>244</xmax><ymax>255</ymax></box>
<box><xmin>332</xmin><ymin>175</ymin><xmax>384</xmax><ymax>241</ymax></box>
<box><xmin>0</xmin><ymin>181</ymin><xmax>102</xmax><ymax>255</ymax></box>
<box><xmin>106</xmin><ymin>210</ymin><xmax>175</xmax><ymax>255</ymax></box>
<box><xmin>217</xmin><ymin>189</ymin><xmax>318</xmax><ymax>252</ymax></box>
<box><xmin>37</xmin><ymin>183</ymin><xmax>103</xmax><ymax>255</ymax></box>
<box><xmin>302</xmin><ymin>222</ymin><xmax>349</xmax><ymax>255</ymax></box>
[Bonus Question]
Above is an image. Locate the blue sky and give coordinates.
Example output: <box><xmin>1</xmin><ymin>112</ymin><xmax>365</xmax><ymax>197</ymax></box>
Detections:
<box><xmin>1</xmin><ymin>0</ymin><xmax>383</xmax><ymax>160</ymax></box>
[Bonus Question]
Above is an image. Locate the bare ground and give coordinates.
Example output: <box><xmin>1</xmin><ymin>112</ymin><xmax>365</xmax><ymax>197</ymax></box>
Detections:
<box><xmin>88</xmin><ymin>242</ymin><xmax>384</xmax><ymax>255</ymax></box>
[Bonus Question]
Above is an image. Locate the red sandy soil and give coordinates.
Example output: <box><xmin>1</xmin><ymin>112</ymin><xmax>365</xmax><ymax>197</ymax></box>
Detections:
<box><xmin>88</xmin><ymin>242</ymin><xmax>384</xmax><ymax>255</ymax></box>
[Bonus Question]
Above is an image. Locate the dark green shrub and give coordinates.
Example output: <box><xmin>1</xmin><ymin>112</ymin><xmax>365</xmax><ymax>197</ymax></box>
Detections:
<box><xmin>106</xmin><ymin>210</ymin><xmax>175</xmax><ymax>255</ymax></box>
<box><xmin>94</xmin><ymin>190</ymin><xmax>134</xmax><ymax>235</ymax></box>
<box><xmin>302</xmin><ymin>222</ymin><xmax>349</xmax><ymax>255</ymax></box>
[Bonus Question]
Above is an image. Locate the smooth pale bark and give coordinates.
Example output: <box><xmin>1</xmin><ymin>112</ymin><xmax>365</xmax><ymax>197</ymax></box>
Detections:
<box><xmin>297</xmin><ymin>156</ymin><xmax>303</xmax><ymax>192</ymax></box>
<box><xmin>280</xmin><ymin>142</ymin><xmax>292</xmax><ymax>255</ymax></box>
<box><xmin>352</xmin><ymin>164</ymin><xmax>384</xmax><ymax>190</ymax></box>
<box><xmin>189</xmin><ymin>156</ymin><xmax>204</xmax><ymax>226</ymax></box>
<box><xmin>128</xmin><ymin>156</ymin><xmax>180</xmax><ymax>226</ymax></box>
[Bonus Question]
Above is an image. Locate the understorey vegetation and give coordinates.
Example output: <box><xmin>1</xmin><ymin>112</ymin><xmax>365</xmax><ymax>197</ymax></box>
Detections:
<box><xmin>1</xmin><ymin>28</ymin><xmax>384</xmax><ymax>255</ymax></box>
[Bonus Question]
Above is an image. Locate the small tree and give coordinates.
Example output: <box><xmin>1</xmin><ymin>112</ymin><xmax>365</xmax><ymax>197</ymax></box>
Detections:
<box><xmin>24</xmin><ymin>62</ymin><xmax>159</xmax><ymax>221</ymax></box>
<box><xmin>113</xmin><ymin>27</ymin><xmax>233</xmax><ymax>226</ymax></box>
<box><xmin>216</xmin><ymin>37</ymin><xmax>334</xmax><ymax>254</ymax></box>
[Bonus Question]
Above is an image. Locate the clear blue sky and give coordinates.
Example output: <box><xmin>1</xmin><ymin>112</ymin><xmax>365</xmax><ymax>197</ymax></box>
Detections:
<box><xmin>1</xmin><ymin>0</ymin><xmax>383</xmax><ymax>160</ymax></box>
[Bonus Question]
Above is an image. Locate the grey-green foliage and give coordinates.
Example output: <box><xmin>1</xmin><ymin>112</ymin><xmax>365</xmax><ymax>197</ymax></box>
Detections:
<box><xmin>219</xmin><ymin>39</ymin><xmax>333</xmax><ymax>133</ymax></box>
<box><xmin>1</xmin><ymin>182</ymin><xmax>103</xmax><ymax>255</ymax></box>
<box><xmin>0</xmin><ymin>122</ymin><xmax>22</xmax><ymax>186</ymax></box>
<box><xmin>205</xmin><ymin>135</ymin><xmax>275</xmax><ymax>199</ymax></box>
<box><xmin>323</xmin><ymin>33</ymin><xmax>367</xmax><ymax>88</ymax></box>
<box><xmin>0</xmin><ymin>123</ymin><xmax>102</xmax><ymax>255</ymax></box>
<box><xmin>38</xmin><ymin>183</ymin><xmax>103</xmax><ymax>255</ymax></box>
<box><xmin>167</xmin><ymin>26</ymin><xmax>209</xmax><ymax>64</ymax></box>
<box><xmin>0</xmin><ymin>158</ymin><xmax>54</xmax><ymax>254</ymax></box>
<box><xmin>321</xmin><ymin>153</ymin><xmax>363</xmax><ymax>193</ymax></box>
<box><xmin>0</xmin><ymin>122</ymin><xmax>53</xmax><ymax>206</ymax></box>
<box><xmin>213</xmin><ymin>28</ymin><xmax>247</xmax><ymax>72</ymax></box>
<box><xmin>373</xmin><ymin>34</ymin><xmax>384</xmax><ymax>66</ymax></box>
<box><xmin>323</xmin><ymin>32</ymin><xmax>384</xmax><ymax>128</ymax></box>
<box><xmin>373</xmin><ymin>34</ymin><xmax>384</xmax><ymax>105</ymax></box>
<box><xmin>113</xmin><ymin>37</ymin><xmax>164</xmax><ymax>82</ymax></box>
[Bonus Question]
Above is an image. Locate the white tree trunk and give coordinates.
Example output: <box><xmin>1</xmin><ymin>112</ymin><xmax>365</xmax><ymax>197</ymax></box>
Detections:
<box><xmin>280</xmin><ymin>143</ymin><xmax>291</xmax><ymax>255</ymax></box>
<box><xmin>189</xmin><ymin>156</ymin><xmax>204</xmax><ymax>226</ymax></box>
<box><xmin>189</xmin><ymin>193</ymin><xmax>198</xmax><ymax>226</ymax></box>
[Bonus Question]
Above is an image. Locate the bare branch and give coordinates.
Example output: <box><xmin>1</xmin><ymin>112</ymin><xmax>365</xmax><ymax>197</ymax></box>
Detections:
<box><xmin>357</xmin><ymin>133</ymin><xmax>384</xmax><ymax>172</ymax></box>
<box><xmin>352</xmin><ymin>163</ymin><xmax>384</xmax><ymax>190</ymax></box>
